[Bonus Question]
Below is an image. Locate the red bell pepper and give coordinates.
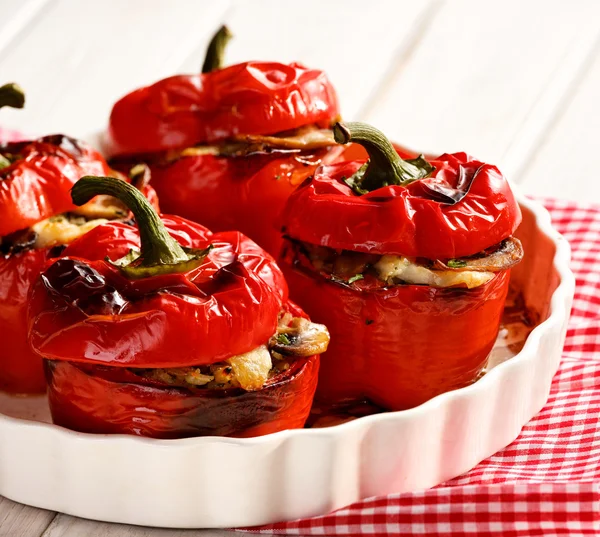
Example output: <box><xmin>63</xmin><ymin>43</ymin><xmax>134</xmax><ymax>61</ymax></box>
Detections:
<box><xmin>107</xmin><ymin>26</ymin><xmax>343</xmax><ymax>257</ymax></box>
<box><xmin>0</xmin><ymin>84</ymin><xmax>158</xmax><ymax>394</ymax></box>
<box><xmin>108</xmin><ymin>26</ymin><xmax>339</xmax><ymax>155</ymax></box>
<box><xmin>44</xmin><ymin>356</ymin><xmax>319</xmax><ymax>438</ymax></box>
<box><xmin>29</xmin><ymin>177</ymin><xmax>329</xmax><ymax>438</ymax></box>
<box><xmin>0</xmin><ymin>83</ymin><xmax>105</xmax><ymax>393</ymax></box>
<box><xmin>279</xmin><ymin>122</ymin><xmax>523</xmax><ymax>410</ymax></box>
<box><xmin>0</xmin><ymin>133</ymin><xmax>110</xmax><ymax>393</ymax></box>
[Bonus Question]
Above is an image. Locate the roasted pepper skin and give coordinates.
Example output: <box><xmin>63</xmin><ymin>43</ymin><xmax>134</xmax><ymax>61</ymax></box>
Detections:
<box><xmin>0</xmin><ymin>136</ymin><xmax>111</xmax><ymax>394</ymax></box>
<box><xmin>29</xmin><ymin>213</ymin><xmax>321</xmax><ymax>438</ymax></box>
<box><xmin>29</xmin><ymin>223</ymin><xmax>284</xmax><ymax>368</ymax></box>
<box><xmin>144</xmin><ymin>149</ymin><xmax>328</xmax><ymax>257</ymax></box>
<box><xmin>138</xmin><ymin>144</ymin><xmax>416</xmax><ymax>258</ymax></box>
<box><xmin>283</xmin><ymin>154</ymin><xmax>522</xmax><ymax>259</ymax></box>
<box><xmin>107</xmin><ymin>60</ymin><xmax>342</xmax><ymax>257</ymax></box>
<box><xmin>280</xmin><ymin>246</ymin><xmax>509</xmax><ymax>409</ymax></box>
<box><xmin>0</xmin><ymin>136</ymin><xmax>110</xmax><ymax>236</ymax></box>
<box><xmin>107</xmin><ymin>57</ymin><xmax>420</xmax><ymax>257</ymax></box>
<box><xmin>0</xmin><ymin>249</ymin><xmax>50</xmax><ymax>393</ymax></box>
<box><xmin>45</xmin><ymin>348</ymin><xmax>319</xmax><ymax>439</ymax></box>
<box><xmin>108</xmin><ymin>62</ymin><xmax>339</xmax><ymax>156</ymax></box>
<box><xmin>279</xmin><ymin>149</ymin><xmax>521</xmax><ymax>411</ymax></box>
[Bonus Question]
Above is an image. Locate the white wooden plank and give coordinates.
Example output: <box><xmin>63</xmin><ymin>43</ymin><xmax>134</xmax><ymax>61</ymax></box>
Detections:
<box><xmin>518</xmin><ymin>42</ymin><xmax>600</xmax><ymax>203</ymax></box>
<box><xmin>0</xmin><ymin>496</ymin><xmax>55</xmax><ymax>537</ymax></box>
<box><xmin>0</xmin><ymin>0</ymin><xmax>53</xmax><ymax>57</ymax></box>
<box><xmin>0</xmin><ymin>0</ymin><xmax>442</xmax><ymax>139</ymax></box>
<box><xmin>0</xmin><ymin>0</ymin><xmax>230</xmax><ymax>137</ymax></box>
<box><xmin>0</xmin><ymin>1</ymin><xmax>597</xmax><ymax>536</ymax></box>
<box><xmin>42</xmin><ymin>513</ymin><xmax>252</xmax><ymax>537</ymax></box>
<box><xmin>363</xmin><ymin>0</ymin><xmax>600</xmax><ymax>179</ymax></box>
<box><xmin>0</xmin><ymin>0</ymin><xmax>440</xmax><ymax>139</ymax></box>
<box><xmin>178</xmin><ymin>0</ymin><xmax>441</xmax><ymax>123</ymax></box>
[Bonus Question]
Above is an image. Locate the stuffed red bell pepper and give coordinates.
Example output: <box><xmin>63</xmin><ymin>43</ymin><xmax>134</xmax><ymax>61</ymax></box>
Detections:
<box><xmin>28</xmin><ymin>177</ymin><xmax>329</xmax><ymax>438</ymax></box>
<box><xmin>107</xmin><ymin>26</ymin><xmax>353</xmax><ymax>257</ymax></box>
<box><xmin>0</xmin><ymin>84</ymin><xmax>159</xmax><ymax>394</ymax></box>
<box><xmin>279</xmin><ymin>122</ymin><xmax>523</xmax><ymax>411</ymax></box>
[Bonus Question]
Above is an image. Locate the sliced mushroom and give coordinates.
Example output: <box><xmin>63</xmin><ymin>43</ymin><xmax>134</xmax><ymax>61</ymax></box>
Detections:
<box><xmin>228</xmin><ymin>127</ymin><xmax>335</xmax><ymax>151</ymax></box>
<box><xmin>269</xmin><ymin>317</ymin><xmax>330</xmax><ymax>357</ymax></box>
<box><xmin>434</xmin><ymin>237</ymin><xmax>524</xmax><ymax>273</ymax></box>
<box><xmin>175</xmin><ymin>126</ymin><xmax>335</xmax><ymax>160</ymax></box>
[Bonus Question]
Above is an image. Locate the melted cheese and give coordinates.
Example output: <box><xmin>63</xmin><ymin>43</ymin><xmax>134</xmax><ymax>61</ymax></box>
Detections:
<box><xmin>374</xmin><ymin>255</ymin><xmax>494</xmax><ymax>289</ymax></box>
<box><xmin>226</xmin><ymin>345</ymin><xmax>272</xmax><ymax>391</ymax></box>
<box><xmin>137</xmin><ymin>345</ymin><xmax>273</xmax><ymax>390</ymax></box>
<box><xmin>32</xmin><ymin>215</ymin><xmax>109</xmax><ymax>249</ymax></box>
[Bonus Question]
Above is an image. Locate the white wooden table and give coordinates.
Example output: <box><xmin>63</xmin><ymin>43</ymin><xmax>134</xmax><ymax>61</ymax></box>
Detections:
<box><xmin>0</xmin><ymin>0</ymin><xmax>598</xmax><ymax>535</ymax></box>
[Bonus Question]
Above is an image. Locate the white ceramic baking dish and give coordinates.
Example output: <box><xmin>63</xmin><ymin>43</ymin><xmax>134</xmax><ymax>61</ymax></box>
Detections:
<box><xmin>0</xmin><ymin>191</ymin><xmax>574</xmax><ymax>528</ymax></box>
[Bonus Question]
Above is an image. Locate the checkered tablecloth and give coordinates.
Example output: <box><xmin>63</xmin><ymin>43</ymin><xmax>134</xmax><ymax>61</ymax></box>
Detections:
<box><xmin>2</xmin><ymin>129</ymin><xmax>598</xmax><ymax>535</ymax></box>
<box><xmin>243</xmin><ymin>200</ymin><xmax>600</xmax><ymax>536</ymax></box>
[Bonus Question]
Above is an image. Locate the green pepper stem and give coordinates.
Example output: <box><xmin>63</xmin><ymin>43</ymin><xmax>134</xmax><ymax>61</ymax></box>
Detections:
<box><xmin>0</xmin><ymin>83</ymin><xmax>25</xmax><ymax>110</ymax></box>
<box><xmin>202</xmin><ymin>25</ymin><xmax>233</xmax><ymax>73</ymax></box>
<box><xmin>333</xmin><ymin>122</ymin><xmax>432</xmax><ymax>192</ymax></box>
<box><xmin>72</xmin><ymin>177</ymin><xmax>195</xmax><ymax>275</ymax></box>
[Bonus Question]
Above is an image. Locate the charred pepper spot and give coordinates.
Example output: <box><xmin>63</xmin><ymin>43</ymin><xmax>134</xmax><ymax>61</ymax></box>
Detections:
<box><xmin>76</xmin><ymin>289</ymin><xmax>127</xmax><ymax>316</ymax></box>
<box><xmin>0</xmin><ymin>228</ymin><xmax>38</xmax><ymax>257</ymax></box>
<box><xmin>48</xmin><ymin>244</ymin><xmax>67</xmax><ymax>259</ymax></box>
<box><xmin>42</xmin><ymin>258</ymin><xmax>106</xmax><ymax>296</ymax></box>
<box><xmin>38</xmin><ymin>134</ymin><xmax>88</xmax><ymax>160</ymax></box>
<box><xmin>41</xmin><ymin>258</ymin><xmax>125</xmax><ymax>316</ymax></box>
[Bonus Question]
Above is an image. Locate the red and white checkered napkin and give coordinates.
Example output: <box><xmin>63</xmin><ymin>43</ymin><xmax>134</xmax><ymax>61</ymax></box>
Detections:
<box><xmin>244</xmin><ymin>198</ymin><xmax>600</xmax><ymax>537</ymax></box>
